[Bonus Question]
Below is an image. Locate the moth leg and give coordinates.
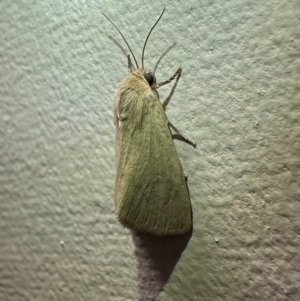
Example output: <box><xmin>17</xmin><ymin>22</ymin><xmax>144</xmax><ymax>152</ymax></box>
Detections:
<box><xmin>161</xmin><ymin>68</ymin><xmax>182</xmax><ymax>110</ymax></box>
<box><xmin>155</xmin><ymin>68</ymin><xmax>182</xmax><ymax>111</ymax></box>
<box><xmin>156</xmin><ymin>67</ymin><xmax>181</xmax><ymax>89</ymax></box>
<box><xmin>154</xmin><ymin>67</ymin><xmax>181</xmax><ymax>110</ymax></box>
<box><xmin>169</xmin><ymin>121</ymin><xmax>197</xmax><ymax>148</ymax></box>
<box><xmin>158</xmin><ymin>67</ymin><xmax>196</xmax><ymax>148</ymax></box>
<box><xmin>184</xmin><ymin>174</ymin><xmax>191</xmax><ymax>200</ymax></box>
<box><xmin>127</xmin><ymin>54</ymin><xmax>133</xmax><ymax>72</ymax></box>
<box><xmin>183</xmin><ymin>174</ymin><xmax>193</xmax><ymax>231</ymax></box>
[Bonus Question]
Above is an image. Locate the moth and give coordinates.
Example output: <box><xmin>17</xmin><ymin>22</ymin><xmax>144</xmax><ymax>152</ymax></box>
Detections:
<box><xmin>103</xmin><ymin>8</ymin><xmax>196</xmax><ymax>236</ymax></box>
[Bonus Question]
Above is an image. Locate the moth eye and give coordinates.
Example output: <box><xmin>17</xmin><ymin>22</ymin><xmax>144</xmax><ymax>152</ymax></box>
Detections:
<box><xmin>144</xmin><ymin>73</ymin><xmax>155</xmax><ymax>86</ymax></box>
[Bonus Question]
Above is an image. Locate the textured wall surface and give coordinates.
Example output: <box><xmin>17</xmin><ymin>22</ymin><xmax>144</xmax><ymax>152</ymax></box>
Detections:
<box><xmin>1</xmin><ymin>0</ymin><xmax>299</xmax><ymax>300</ymax></box>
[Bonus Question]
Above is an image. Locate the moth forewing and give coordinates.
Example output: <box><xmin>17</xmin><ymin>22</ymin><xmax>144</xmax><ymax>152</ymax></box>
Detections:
<box><xmin>114</xmin><ymin>72</ymin><xmax>192</xmax><ymax>235</ymax></box>
<box><xmin>104</xmin><ymin>8</ymin><xmax>194</xmax><ymax>236</ymax></box>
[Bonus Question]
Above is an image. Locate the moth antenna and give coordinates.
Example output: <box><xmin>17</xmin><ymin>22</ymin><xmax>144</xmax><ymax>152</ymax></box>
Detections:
<box><xmin>102</xmin><ymin>13</ymin><xmax>139</xmax><ymax>69</ymax></box>
<box><xmin>141</xmin><ymin>7</ymin><xmax>166</xmax><ymax>69</ymax></box>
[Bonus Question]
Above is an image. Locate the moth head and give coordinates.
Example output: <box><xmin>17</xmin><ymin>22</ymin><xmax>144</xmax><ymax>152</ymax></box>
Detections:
<box><xmin>143</xmin><ymin>72</ymin><xmax>156</xmax><ymax>87</ymax></box>
<box><xmin>131</xmin><ymin>68</ymin><xmax>157</xmax><ymax>89</ymax></box>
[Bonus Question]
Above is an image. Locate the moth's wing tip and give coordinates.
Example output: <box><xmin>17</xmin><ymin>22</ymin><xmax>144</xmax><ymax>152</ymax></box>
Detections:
<box><xmin>133</xmin><ymin>226</ymin><xmax>193</xmax><ymax>237</ymax></box>
<box><xmin>118</xmin><ymin>215</ymin><xmax>192</xmax><ymax>236</ymax></box>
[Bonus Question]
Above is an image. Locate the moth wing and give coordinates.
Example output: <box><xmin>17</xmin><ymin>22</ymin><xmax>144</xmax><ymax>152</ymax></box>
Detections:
<box><xmin>115</xmin><ymin>93</ymin><xmax>192</xmax><ymax>236</ymax></box>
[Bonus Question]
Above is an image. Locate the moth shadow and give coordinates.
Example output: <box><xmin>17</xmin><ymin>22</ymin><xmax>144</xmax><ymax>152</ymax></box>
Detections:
<box><xmin>131</xmin><ymin>229</ymin><xmax>192</xmax><ymax>300</ymax></box>
<box><xmin>107</xmin><ymin>35</ymin><xmax>128</xmax><ymax>58</ymax></box>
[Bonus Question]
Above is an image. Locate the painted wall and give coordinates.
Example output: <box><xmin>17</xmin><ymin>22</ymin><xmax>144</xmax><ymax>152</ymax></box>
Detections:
<box><xmin>1</xmin><ymin>0</ymin><xmax>299</xmax><ymax>300</ymax></box>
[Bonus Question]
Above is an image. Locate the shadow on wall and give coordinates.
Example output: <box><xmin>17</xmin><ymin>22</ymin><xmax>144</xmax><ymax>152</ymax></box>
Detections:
<box><xmin>131</xmin><ymin>229</ymin><xmax>192</xmax><ymax>300</ymax></box>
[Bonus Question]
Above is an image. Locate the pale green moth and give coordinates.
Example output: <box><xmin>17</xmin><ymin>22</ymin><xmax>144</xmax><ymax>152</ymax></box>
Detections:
<box><xmin>103</xmin><ymin>8</ymin><xmax>196</xmax><ymax>236</ymax></box>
